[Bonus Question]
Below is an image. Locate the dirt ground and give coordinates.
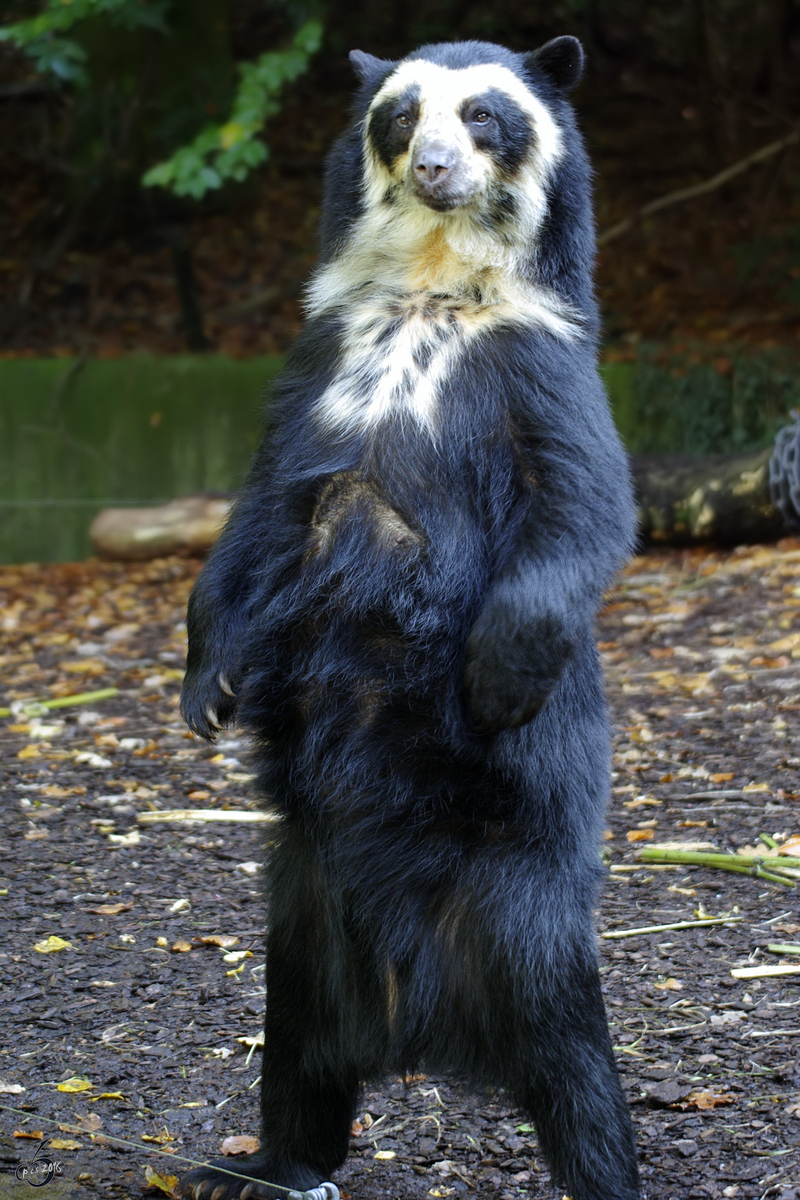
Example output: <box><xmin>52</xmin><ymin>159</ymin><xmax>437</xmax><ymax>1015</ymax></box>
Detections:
<box><xmin>2</xmin><ymin>544</ymin><xmax>800</xmax><ymax>1200</ymax></box>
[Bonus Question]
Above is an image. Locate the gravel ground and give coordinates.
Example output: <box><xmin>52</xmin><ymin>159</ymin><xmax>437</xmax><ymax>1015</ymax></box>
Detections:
<box><xmin>1</xmin><ymin>544</ymin><xmax>800</xmax><ymax>1200</ymax></box>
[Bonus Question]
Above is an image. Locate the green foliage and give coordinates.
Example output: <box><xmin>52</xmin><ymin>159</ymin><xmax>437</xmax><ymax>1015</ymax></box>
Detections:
<box><xmin>142</xmin><ymin>18</ymin><xmax>323</xmax><ymax>199</ymax></box>
<box><xmin>0</xmin><ymin>1</ymin><xmax>323</xmax><ymax>204</ymax></box>
<box><xmin>0</xmin><ymin>0</ymin><xmax>168</xmax><ymax>86</ymax></box>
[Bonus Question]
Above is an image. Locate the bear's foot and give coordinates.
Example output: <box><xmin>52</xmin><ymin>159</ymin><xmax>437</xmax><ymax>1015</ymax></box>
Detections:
<box><xmin>179</xmin><ymin>1155</ymin><xmax>338</xmax><ymax>1200</ymax></box>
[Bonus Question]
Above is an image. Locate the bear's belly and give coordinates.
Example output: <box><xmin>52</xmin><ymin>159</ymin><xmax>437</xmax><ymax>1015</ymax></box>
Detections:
<box><xmin>242</xmin><ymin>471</ymin><xmax>481</xmax><ymax>754</ymax></box>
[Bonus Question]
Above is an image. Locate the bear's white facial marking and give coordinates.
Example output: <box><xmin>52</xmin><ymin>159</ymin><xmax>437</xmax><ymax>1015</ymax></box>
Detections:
<box><xmin>309</xmin><ymin>57</ymin><xmax>580</xmax><ymax>435</ymax></box>
<box><xmin>364</xmin><ymin>60</ymin><xmax>563</xmax><ymax>219</ymax></box>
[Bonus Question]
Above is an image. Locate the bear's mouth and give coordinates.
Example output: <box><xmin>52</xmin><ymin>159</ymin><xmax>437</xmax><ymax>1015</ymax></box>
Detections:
<box><xmin>409</xmin><ymin>178</ymin><xmax>477</xmax><ymax>212</ymax></box>
<box><xmin>417</xmin><ymin>194</ymin><xmax>464</xmax><ymax>212</ymax></box>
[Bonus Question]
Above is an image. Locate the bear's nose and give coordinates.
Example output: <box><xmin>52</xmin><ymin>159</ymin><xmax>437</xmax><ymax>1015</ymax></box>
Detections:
<box><xmin>413</xmin><ymin>142</ymin><xmax>456</xmax><ymax>185</ymax></box>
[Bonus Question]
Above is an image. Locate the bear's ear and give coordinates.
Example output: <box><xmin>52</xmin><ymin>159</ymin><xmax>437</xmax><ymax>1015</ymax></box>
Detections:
<box><xmin>524</xmin><ymin>36</ymin><xmax>585</xmax><ymax>92</ymax></box>
<box><xmin>349</xmin><ymin>49</ymin><xmax>393</xmax><ymax>85</ymax></box>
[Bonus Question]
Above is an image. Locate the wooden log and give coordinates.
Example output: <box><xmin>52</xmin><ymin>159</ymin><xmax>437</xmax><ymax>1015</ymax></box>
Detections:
<box><xmin>90</xmin><ymin>494</ymin><xmax>233</xmax><ymax>560</ymax></box>
<box><xmin>630</xmin><ymin>447</ymin><xmax>787</xmax><ymax>544</ymax></box>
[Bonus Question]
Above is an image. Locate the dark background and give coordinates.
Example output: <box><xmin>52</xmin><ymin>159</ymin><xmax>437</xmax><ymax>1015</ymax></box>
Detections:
<box><xmin>1</xmin><ymin>0</ymin><xmax>799</xmax><ymax>363</ymax></box>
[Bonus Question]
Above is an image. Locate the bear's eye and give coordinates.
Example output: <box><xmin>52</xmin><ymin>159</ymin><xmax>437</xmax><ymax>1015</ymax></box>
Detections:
<box><xmin>396</xmin><ymin>113</ymin><xmax>412</xmax><ymax>129</ymax></box>
<box><xmin>471</xmin><ymin>111</ymin><xmax>491</xmax><ymax>126</ymax></box>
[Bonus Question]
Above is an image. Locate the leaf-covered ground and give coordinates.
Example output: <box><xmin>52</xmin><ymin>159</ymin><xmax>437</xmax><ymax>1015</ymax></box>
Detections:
<box><xmin>2</xmin><ymin>545</ymin><xmax>800</xmax><ymax>1200</ymax></box>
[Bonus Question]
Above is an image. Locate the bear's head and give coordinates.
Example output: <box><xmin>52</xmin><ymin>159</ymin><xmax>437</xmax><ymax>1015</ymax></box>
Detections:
<box><xmin>312</xmin><ymin>38</ymin><xmax>596</xmax><ymax>325</ymax></box>
<box><xmin>354</xmin><ymin>38</ymin><xmax>583</xmax><ymax>226</ymax></box>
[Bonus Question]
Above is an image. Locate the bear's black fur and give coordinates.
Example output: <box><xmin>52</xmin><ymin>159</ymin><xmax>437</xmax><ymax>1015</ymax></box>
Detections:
<box><xmin>180</xmin><ymin>35</ymin><xmax>640</xmax><ymax>1200</ymax></box>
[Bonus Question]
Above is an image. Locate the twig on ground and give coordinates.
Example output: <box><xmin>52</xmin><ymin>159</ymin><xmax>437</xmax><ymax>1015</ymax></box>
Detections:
<box><xmin>602</xmin><ymin>916</ymin><xmax>743</xmax><ymax>939</ymax></box>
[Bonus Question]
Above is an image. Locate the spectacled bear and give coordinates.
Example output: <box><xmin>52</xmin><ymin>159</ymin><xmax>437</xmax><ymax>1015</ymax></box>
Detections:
<box><xmin>179</xmin><ymin>35</ymin><xmax>640</xmax><ymax>1200</ymax></box>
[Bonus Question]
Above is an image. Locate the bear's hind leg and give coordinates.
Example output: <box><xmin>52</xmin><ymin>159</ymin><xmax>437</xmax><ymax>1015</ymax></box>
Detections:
<box><xmin>180</xmin><ymin>823</ymin><xmax>380</xmax><ymax>1200</ymax></box>
<box><xmin>515</xmin><ymin>961</ymin><xmax>640</xmax><ymax>1200</ymax></box>
<box><xmin>415</xmin><ymin>860</ymin><xmax>640</xmax><ymax>1200</ymax></box>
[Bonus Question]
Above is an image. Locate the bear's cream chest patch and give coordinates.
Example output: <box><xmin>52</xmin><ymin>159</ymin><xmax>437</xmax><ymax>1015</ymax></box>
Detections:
<box><xmin>313</xmin><ymin>290</ymin><xmax>477</xmax><ymax>432</ymax></box>
<box><xmin>313</xmin><ymin>283</ymin><xmax>578</xmax><ymax>433</ymax></box>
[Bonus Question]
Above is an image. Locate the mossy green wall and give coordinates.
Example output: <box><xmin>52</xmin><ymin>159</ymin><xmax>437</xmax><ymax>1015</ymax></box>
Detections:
<box><xmin>610</xmin><ymin>348</ymin><xmax>800</xmax><ymax>456</ymax></box>
<box><xmin>0</xmin><ymin>355</ymin><xmax>282</xmax><ymax>564</ymax></box>
<box><xmin>1</xmin><ymin>348</ymin><xmax>797</xmax><ymax>564</ymax></box>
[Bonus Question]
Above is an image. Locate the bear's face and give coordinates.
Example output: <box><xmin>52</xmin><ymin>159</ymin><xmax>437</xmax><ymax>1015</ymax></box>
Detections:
<box><xmin>306</xmin><ymin>39</ymin><xmax>592</xmax><ymax>335</ymax></box>
<box><xmin>364</xmin><ymin>60</ymin><xmax>563</xmax><ymax>228</ymax></box>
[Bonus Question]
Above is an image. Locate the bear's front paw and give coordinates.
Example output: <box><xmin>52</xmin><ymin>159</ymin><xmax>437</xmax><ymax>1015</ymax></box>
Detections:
<box><xmin>464</xmin><ymin>653</ymin><xmax>552</xmax><ymax>734</ymax></box>
<box><xmin>463</xmin><ymin>612</ymin><xmax>573</xmax><ymax>735</ymax></box>
<box><xmin>181</xmin><ymin>666</ymin><xmax>238</xmax><ymax>740</ymax></box>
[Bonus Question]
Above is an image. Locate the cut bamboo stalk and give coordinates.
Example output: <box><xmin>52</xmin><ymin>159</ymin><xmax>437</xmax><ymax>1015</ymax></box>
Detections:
<box><xmin>137</xmin><ymin>809</ymin><xmax>279</xmax><ymax>824</ymax></box>
<box><xmin>0</xmin><ymin>688</ymin><xmax>119</xmax><ymax>718</ymax></box>
<box><xmin>730</xmin><ymin>964</ymin><xmax>800</xmax><ymax>979</ymax></box>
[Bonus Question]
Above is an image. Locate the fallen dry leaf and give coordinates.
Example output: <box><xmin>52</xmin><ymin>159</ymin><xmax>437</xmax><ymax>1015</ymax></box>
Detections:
<box><xmin>737</xmin><ymin>843</ymin><xmax>775</xmax><ymax>858</ymax></box>
<box><xmin>57</xmin><ymin>1077</ymin><xmax>92</xmax><ymax>1093</ymax></box>
<box><xmin>34</xmin><ymin>936</ymin><xmax>73</xmax><ymax>953</ymax></box>
<box><xmin>769</xmin><ymin>633</ymin><xmax>800</xmax><ymax>651</ymax></box>
<box><xmin>648</xmin><ymin>671</ymin><xmax>714</xmax><ymax>694</ymax></box>
<box><xmin>59</xmin><ymin>1113</ymin><xmax>102</xmax><ymax>1133</ymax></box>
<box><xmin>107</xmin><ymin>830</ymin><xmax>140</xmax><ymax>846</ymax></box>
<box><xmin>220</xmin><ymin>1135</ymin><xmax>260</xmax><ymax>1156</ymax></box>
<box><xmin>142</xmin><ymin>1166</ymin><xmax>180</xmax><ymax>1195</ymax></box>
<box><xmin>141</xmin><ymin>1129</ymin><xmax>175</xmax><ymax>1145</ymax></box>
<box><xmin>682</xmin><ymin>1090</ymin><xmax>736</xmax><ymax>1110</ymax></box>
<box><xmin>58</xmin><ymin>658</ymin><xmax>106</xmax><ymax>675</ymax></box>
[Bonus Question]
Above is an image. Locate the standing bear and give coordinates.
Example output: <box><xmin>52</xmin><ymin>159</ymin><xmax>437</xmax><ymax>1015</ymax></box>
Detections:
<box><xmin>180</xmin><ymin>35</ymin><xmax>641</xmax><ymax>1200</ymax></box>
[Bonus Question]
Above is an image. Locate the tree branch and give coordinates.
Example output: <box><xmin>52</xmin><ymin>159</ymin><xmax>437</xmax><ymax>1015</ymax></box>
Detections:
<box><xmin>598</xmin><ymin>128</ymin><xmax>800</xmax><ymax>247</ymax></box>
